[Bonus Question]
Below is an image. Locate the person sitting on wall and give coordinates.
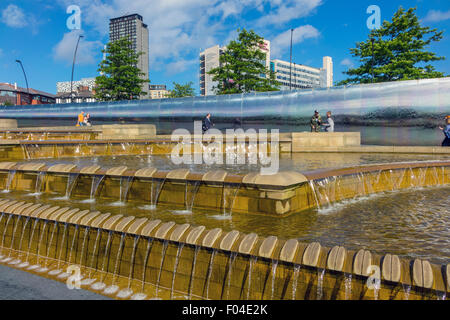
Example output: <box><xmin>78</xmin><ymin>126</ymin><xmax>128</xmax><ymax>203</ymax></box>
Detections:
<box><xmin>322</xmin><ymin>111</ymin><xmax>334</xmax><ymax>132</ymax></box>
<box><xmin>202</xmin><ymin>113</ymin><xmax>214</xmax><ymax>133</ymax></box>
<box><xmin>310</xmin><ymin>110</ymin><xmax>322</xmax><ymax>132</ymax></box>
<box><xmin>84</xmin><ymin>113</ymin><xmax>91</xmax><ymax>126</ymax></box>
<box><xmin>438</xmin><ymin>115</ymin><xmax>450</xmax><ymax>147</ymax></box>
<box><xmin>76</xmin><ymin>111</ymin><xmax>85</xmax><ymax>127</ymax></box>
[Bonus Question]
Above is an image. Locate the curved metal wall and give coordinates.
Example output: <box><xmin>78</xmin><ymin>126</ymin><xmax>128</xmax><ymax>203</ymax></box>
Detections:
<box><xmin>0</xmin><ymin>77</ymin><xmax>448</xmax><ymax>120</ymax></box>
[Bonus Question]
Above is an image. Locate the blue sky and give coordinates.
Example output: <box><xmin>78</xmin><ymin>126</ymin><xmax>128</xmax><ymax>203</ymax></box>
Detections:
<box><xmin>0</xmin><ymin>0</ymin><xmax>449</xmax><ymax>95</ymax></box>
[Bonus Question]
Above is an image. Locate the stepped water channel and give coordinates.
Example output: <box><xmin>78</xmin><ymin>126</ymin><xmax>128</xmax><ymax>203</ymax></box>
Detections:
<box><xmin>0</xmin><ymin>150</ymin><xmax>448</xmax><ymax>300</ymax></box>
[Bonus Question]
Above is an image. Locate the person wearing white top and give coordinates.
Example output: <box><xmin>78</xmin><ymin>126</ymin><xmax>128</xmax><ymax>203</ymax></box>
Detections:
<box><xmin>323</xmin><ymin>111</ymin><xmax>334</xmax><ymax>132</ymax></box>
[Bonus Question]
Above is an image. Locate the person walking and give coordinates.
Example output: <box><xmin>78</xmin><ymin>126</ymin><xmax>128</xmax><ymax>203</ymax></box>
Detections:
<box><xmin>76</xmin><ymin>111</ymin><xmax>85</xmax><ymax>126</ymax></box>
<box><xmin>310</xmin><ymin>110</ymin><xmax>322</xmax><ymax>132</ymax></box>
<box><xmin>202</xmin><ymin>113</ymin><xmax>214</xmax><ymax>133</ymax></box>
<box><xmin>322</xmin><ymin>111</ymin><xmax>334</xmax><ymax>132</ymax></box>
<box><xmin>438</xmin><ymin>115</ymin><xmax>450</xmax><ymax>147</ymax></box>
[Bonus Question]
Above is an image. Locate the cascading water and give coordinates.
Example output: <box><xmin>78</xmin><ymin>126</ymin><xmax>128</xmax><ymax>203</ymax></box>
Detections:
<box><xmin>117</xmin><ymin>235</ymin><xmax>140</xmax><ymax>299</ymax></box>
<box><xmin>131</xmin><ymin>237</ymin><xmax>154</xmax><ymax>300</ymax></box>
<box><xmin>188</xmin><ymin>245</ymin><xmax>200</xmax><ymax>299</ymax></box>
<box><xmin>91</xmin><ymin>230</ymin><xmax>113</xmax><ymax>291</ymax></box>
<box><xmin>9</xmin><ymin>216</ymin><xmax>31</xmax><ymax>265</ymax></box>
<box><xmin>155</xmin><ymin>240</ymin><xmax>169</xmax><ymax>297</ymax></box>
<box><xmin>104</xmin><ymin>233</ymin><xmax>126</xmax><ymax>295</ymax></box>
<box><xmin>344</xmin><ymin>273</ymin><xmax>352</xmax><ymax>300</ymax></box>
<box><xmin>270</xmin><ymin>260</ymin><xmax>278</xmax><ymax>300</ymax></box>
<box><xmin>316</xmin><ymin>268</ymin><xmax>325</xmax><ymax>300</ymax></box>
<box><xmin>29</xmin><ymin>171</ymin><xmax>46</xmax><ymax>196</ymax></box>
<box><xmin>81</xmin><ymin>228</ymin><xmax>102</xmax><ymax>286</ymax></box>
<box><xmin>205</xmin><ymin>249</ymin><xmax>217</xmax><ymax>300</ymax></box>
<box><xmin>48</xmin><ymin>222</ymin><xmax>68</xmax><ymax>275</ymax></box>
<box><xmin>82</xmin><ymin>175</ymin><xmax>104</xmax><ymax>203</ymax></box>
<box><xmin>3</xmin><ymin>215</ymin><xmax>22</xmax><ymax>262</ymax></box>
<box><xmin>225</xmin><ymin>252</ymin><xmax>237</xmax><ymax>300</ymax></box>
<box><xmin>28</xmin><ymin>220</ymin><xmax>48</xmax><ymax>271</ymax></box>
<box><xmin>142</xmin><ymin>179</ymin><xmax>166</xmax><ymax>210</ymax></box>
<box><xmin>402</xmin><ymin>283</ymin><xmax>411</xmax><ymax>300</ymax></box>
<box><xmin>52</xmin><ymin>173</ymin><xmax>79</xmax><ymax>200</ymax></box>
<box><xmin>17</xmin><ymin>218</ymin><xmax>40</xmax><ymax>268</ymax></box>
<box><xmin>246</xmin><ymin>256</ymin><xmax>258</xmax><ymax>300</ymax></box>
<box><xmin>0</xmin><ymin>214</ymin><xmax>13</xmax><ymax>258</ymax></box>
<box><xmin>291</xmin><ymin>265</ymin><xmax>301</xmax><ymax>300</ymax></box>
<box><xmin>111</xmin><ymin>176</ymin><xmax>133</xmax><ymax>206</ymax></box>
<box><xmin>2</xmin><ymin>170</ymin><xmax>16</xmax><ymax>193</ymax></box>
<box><xmin>170</xmin><ymin>242</ymin><xmax>185</xmax><ymax>299</ymax></box>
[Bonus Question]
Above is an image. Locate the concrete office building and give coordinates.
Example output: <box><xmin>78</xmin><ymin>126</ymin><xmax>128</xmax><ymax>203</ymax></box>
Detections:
<box><xmin>109</xmin><ymin>14</ymin><xmax>149</xmax><ymax>99</ymax></box>
<box><xmin>270</xmin><ymin>56</ymin><xmax>333</xmax><ymax>90</ymax></box>
<box><xmin>149</xmin><ymin>84</ymin><xmax>169</xmax><ymax>99</ymax></box>
<box><xmin>200</xmin><ymin>40</ymin><xmax>271</xmax><ymax>96</ymax></box>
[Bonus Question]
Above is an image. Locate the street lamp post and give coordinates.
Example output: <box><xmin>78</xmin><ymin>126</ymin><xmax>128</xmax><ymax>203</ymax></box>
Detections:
<box><xmin>289</xmin><ymin>28</ymin><xmax>293</xmax><ymax>90</ymax></box>
<box><xmin>15</xmin><ymin>60</ymin><xmax>29</xmax><ymax>105</ymax></box>
<box><xmin>70</xmin><ymin>34</ymin><xmax>84</xmax><ymax>103</ymax></box>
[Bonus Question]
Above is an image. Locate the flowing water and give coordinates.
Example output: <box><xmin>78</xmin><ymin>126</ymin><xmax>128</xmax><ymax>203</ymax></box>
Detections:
<box><xmin>155</xmin><ymin>240</ymin><xmax>169</xmax><ymax>297</ymax></box>
<box><xmin>205</xmin><ymin>249</ymin><xmax>217</xmax><ymax>300</ymax></box>
<box><xmin>2</xmin><ymin>170</ymin><xmax>16</xmax><ymax>193</ymax></box>
<box><xmin>316</xmin><ymin>268</ymin><xmax>325</xmax><ymax>300</ymax></box>
<box><xmin>292</xmin><ymin>265</ymin><xmax>301</xmax><ymax>300</ymax></box>
<box><xmin>170</xmin><ymin>242</ymin><xmax>185</xmax><ymax>299</ymax></box>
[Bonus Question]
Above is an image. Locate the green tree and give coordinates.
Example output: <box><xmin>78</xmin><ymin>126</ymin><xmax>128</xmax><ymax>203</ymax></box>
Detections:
<box><xmin>207</xmin><ymin>28</ymin><xmax>279</xmax><ymax>94</ymax></box>
<box><xmin>167</xmin><ymin>81</ymin><xmax>195</xmax><ymax>98</ymax></box>
<box><xmin>338</xmin><ymin>7</ymin><xmax>445</xmax><ymax>85</ymax></box>
<box><xmin>95</xmin><ymin>37</ymin><xmax>148</xmax><ymax>101</ymax></box>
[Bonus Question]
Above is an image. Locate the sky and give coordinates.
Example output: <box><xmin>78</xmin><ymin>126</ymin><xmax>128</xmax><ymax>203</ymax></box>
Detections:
<box><xmin>0</xmin><ymin>0</ymin><xmax>449</xmax><ymax>95</ymax></box>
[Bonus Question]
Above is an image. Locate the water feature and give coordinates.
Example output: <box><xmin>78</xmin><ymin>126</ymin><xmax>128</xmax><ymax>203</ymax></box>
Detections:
<box><xmin>81</xmin><ymin>175</ymin><xmax>104</xmax><ymax>203</ymax></box>
<box><xmin>402</xmin><ymin>283</ymin><xmax>411</xmax><ymax>300</ymax></box>
<box><xmin>344</xmin><ymin>273</ymin><xmax>352</xmax><ymax>300</ymax></box>
<box><xmin>9</xmin><ymin>216</ymin><xmax>31</xmax><ymax>265</ymax></box>
<box><xmin>52</xmin><ymin>173</ymin><xmax>79</xmax><ymax>200</ymax></box>
<box><xmin>291</xmin><ymin>265</ymin><xmax>301</xmax><ymax>300</ymax></box>
<box><xmin>141</xmin><ymin>178</ymin><xmax>166</xmax><ymax>210</ymax></box>
<box><xmin>225</xmin><ymin>252</ymin><xmax>237</xmax><ymax>300</ymax></box>
<box><xmin>27</xmin><ymin>220</ymin><xmax>49</xmax><ymax>271</ymax></box>
<box><xmin>270</xmin><ymin>260</ymin><xmax>278</xmax><ymax>300</ymax></box>
<box><xmin>316</xmin><ymin>268</ymin><xmax>325</xmax><ymax>300</ymax></box>
<box><xmin>246</xmin><ymin>256</ymin><xmax>258</xmax><ymax>300</ymax></box>
<box><xmin>117</xmin><ymin>235</ymin><xmax>140</xmax><ymax>299</ymax></box>
<box><xmin>205</xmin><ymin>249</ymin><xmax>217</xmax><ymax>300</ymax></box>
<box><xmin>170</xmin><ymin>242</ymin><xmax>185</xmax><ymax>299</ymax></box>
<box><xmin>137</xmin><ymin>237</ymin><xmax>154</xmax><ymax>299</ymax></box>
<box><xmin>28</xmin><ymin>171</ymin><xmax>46</xmax><ymax>196</ymax></box>
<box><xmin>2</xmin><ymin>170</ymin><xmax>16</xmax><ymax>193</ymax></box>
<box><xmin>17</xmin><ymin>218</ymin><xmax>40</xmax><ymax>268</ymax></box>
<box><xmin>82</xmin><ymin>228</ymin><xmax>102</xmax><ymax>286</ymax></box>
<box><xmin>222</xmin><ymin>183</ymin><xmax>241</xmax><ymax>217</ymax></box>
<box><xmin>110</xmin><ymin>176</ymin><xmax>133</xmax><ymax>206</ymax></box>
<box><xmin>0</xmin><ymin>214</ymin><xmax>13</xmax><ymax>257</ymax></box>
<box><xmin>103</xmin><ymin>232</ymin><xmax>126</xmax><ymax>295</ymax></box>
<box><xmin>48</xmin><ymin>223</ymin><xmax>68</xmax><ymax>275</ymax></box>
<box><xmin>187</xmin><ymin>245</ymin><xmax>200</xmax><ymax>299</ymax></box>
<box><xmin>91</xmin><ymin>230</ymin><xmax>113</xmax><ymax>291</ymax></box>
<box><xmin>155</xmin><ymin>240</ymin><xmax>169</xmax><ymax>297</ymax></box>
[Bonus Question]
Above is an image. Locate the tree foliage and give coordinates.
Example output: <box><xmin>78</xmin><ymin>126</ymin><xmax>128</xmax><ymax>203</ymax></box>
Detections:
<box><xmin>95</xmin><ymin>37</ymin><xmax>148</xmax><ymax>101</ymax></box>
<box><xmin>207</xmin><ymin>28</ymin><xmax>279</xmax><ymax>94</ymax></box>
<box><xmin>338</xmin><ymin>7</ymin><xmax>445</xmax><ymax>85</ymax></box>
<box><xmin>167</xmin><ymin>81</ymin><xmax>195</xmax><ymax>98</ymax></box>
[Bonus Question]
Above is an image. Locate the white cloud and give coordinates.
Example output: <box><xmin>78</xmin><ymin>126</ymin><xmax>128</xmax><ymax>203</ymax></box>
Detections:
<box><xmin>271</xmin><ymin>25</ymin><xmax>320</xmax><ymax>57</ymax></box>
<box><xmin>340</xmin><ymin>58</ymin><xmax>354</xmax><ymax>68</ymax></box>
<box><xmin>53</xmin><ymin>30</ymin><xmax>103</xmax><ymax>65</ymax></box>
<box><xmin>423</xmin><ymin>10</ymin><xmax>450</xmax><ymax>23</ymax></box>
<box><xmin>165</xmin><ymin>58</ymin><xmax>197</xmax><ymax>75</ymax></box>
<box><xmin>256</xmin><ymin>0</ymin><xmax>322</xmax><ymax>26</ymax></box>
<box><xmin>1</xmin><ymin>4</ymin><xmax>27</xmax><ymax>28</ymax></box>
<box><xmin>55</xmin><ymin>0</ymin><xmax>323</xmax><ymax>75</ymax></box>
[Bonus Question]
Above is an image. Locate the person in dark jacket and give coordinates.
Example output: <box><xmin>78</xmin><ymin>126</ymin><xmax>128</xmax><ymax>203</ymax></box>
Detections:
<box><xmin>439</xmin><ymin>115</ymin><xmax>450</xmax><ymax>147</ymax></box>
<box><xmin>202</xmin><ymin>113</ymin><xmax>214</xmax><ymax>133</ymax></box>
